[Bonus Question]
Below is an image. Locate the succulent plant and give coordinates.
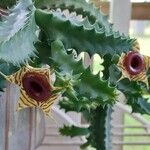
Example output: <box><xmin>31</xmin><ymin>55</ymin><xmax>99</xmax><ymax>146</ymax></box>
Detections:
<box><xmin>0</xmin><ymin>0</ymin><xmax>150</xmax><ymax>150</ymax></box>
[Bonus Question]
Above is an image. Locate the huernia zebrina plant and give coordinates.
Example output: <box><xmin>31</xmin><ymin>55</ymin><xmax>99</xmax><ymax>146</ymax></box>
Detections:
<box><xmin>0</xmin><ymin>0</ymin><xmax>150</xmax><ymax>150</ymax></box>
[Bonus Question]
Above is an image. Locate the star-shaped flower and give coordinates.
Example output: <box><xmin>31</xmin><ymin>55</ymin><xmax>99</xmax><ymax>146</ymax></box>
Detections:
<box><xmin>4</xmin><ymin>65</ymin><xmax>59</xmax><ymax>116</ymax></box>
<box><xmin>117</xmin><ymin>40</ymin><xmax>150</xmax><ymax>86</ymax></box>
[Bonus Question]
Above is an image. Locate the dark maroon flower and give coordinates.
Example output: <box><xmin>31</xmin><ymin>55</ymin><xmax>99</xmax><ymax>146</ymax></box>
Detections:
<box><xmin>124</xmin><ymin>51</ymin><xmax>145</xmax><ymax>75</ymax></box>
<box><xmin>4</xmin><ymin>65</ymin><xmax>59</xmax><ymax>116</ymax></box>
<box><xmin>22</xmin><ymin>72</ymin><xmax>52</xmax><ymax>102</ymax></box>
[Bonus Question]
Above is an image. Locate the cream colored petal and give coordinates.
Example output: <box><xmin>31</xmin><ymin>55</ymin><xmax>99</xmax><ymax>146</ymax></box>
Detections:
<box><xmin>39</xmin><ymin>95</ymin><xmax>58</xmax><ymax>116</ymax></box>
<box><xmin>5</xmin><ymin>65</ymin><xmax>58</xmax><ymax>115</ymax></box>
<box><xmin>117</xmin><ymin>51</ymin><xmax>149</xmax><ymax>86</ymax></box>
<box><xmin>133</xmin><ymin>40</ymin><xmax>140</xmax><ymax>52</ymax></box>
<box><xmin>16</xmin><ymin>89</ymin><xmax>38</xmax><ymax>111</ymax></box>
<box><xmin>6</xmin><ymin>66</ymin><xmax>28</xmax><ymax>86</ymax></box>
<box><xmin>144</xmin><ymin>55</ymin><xmax>150</xmax><ymax>71</ymax></box>
<box><xmin>27</xmin><ymin>65</ymin><xmax>50</xmax><ymax>78</ymax></box>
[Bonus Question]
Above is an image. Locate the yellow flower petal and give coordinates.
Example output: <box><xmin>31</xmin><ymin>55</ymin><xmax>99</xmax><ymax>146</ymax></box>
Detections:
<box><xmin>117</xmin><ymin>40</ymin><xmax>150</xmax><ymax>87</ymax></box>
<box><xmin>3</xmin><ymin>65</ymin><xmax>59</xmax><ymax>116</ymax></box>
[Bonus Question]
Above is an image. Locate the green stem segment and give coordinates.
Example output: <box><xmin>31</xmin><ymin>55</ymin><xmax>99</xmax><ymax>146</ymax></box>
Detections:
<box><xmin>34</xmin><ymin>0</ymin><xmax>111</xmax><ymax>33</ymax></box>
<box><xmin>35</xmin><ymin>9</ymin><xmax>134</xmax><ymax>57</ymax></box>
<box><xmin>88</xmin><ymin>106</ymin><xmax>108</xmax><ymax>150</ymax></box>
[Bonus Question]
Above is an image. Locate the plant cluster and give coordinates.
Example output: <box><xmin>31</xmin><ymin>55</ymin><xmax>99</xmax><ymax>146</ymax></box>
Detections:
<box><xmin>0</xmin><ymin>0</ymin><xmax>150</xmax><ymax>150</ymax></box>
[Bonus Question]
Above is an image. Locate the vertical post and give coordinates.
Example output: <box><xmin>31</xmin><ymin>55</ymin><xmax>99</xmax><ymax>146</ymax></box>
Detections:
<box><xmin>110</xmin><ymin>0</ymin><xmax>131</xmax><ymax>35</ymax></box>
<box><xmin>109</xmin><ymin>1</ymin><xmax>131</xmax><ymax>150</ymax></box>
<box><xmin>0</xmin><ymin>84</ymin><xmax>45</xmax><ymax>150</ymax></box>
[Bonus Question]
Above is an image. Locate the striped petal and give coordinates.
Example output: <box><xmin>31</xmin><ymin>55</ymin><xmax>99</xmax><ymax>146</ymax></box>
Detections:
<box><xmin>117</xmin><ymin>41</ymin><xmax>150</xmax><ymax>87</ymax></box>
<box><xmin>5</xmin><ymin>65</ymin><xmax>59</xmax><ymax>116</ymax></box>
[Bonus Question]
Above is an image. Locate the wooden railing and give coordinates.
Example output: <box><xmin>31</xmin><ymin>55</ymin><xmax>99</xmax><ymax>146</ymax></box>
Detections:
<box><xmin>111</xmin><ymin>103</ymin><xmax>150</xmax><ymax>147</ymax></box>
<box><xmin>91</xmin><ymin>1</ymin><xmax>150</xmax><ymax>20</ymax></box>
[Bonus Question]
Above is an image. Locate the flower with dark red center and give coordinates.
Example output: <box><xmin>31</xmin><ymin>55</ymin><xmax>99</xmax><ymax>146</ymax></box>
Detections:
<box><xmin>117</xmin><ymin>42</ymin><xmax>150</xmax><ymax>86</ymax></box>
<box><xmin>4</xmin><ymin>65</ymin><xmax>59</xmax><ymax>116</ymax></box>
<box><xmin>22</xmin><ymin>72</ymin><xmax>52</xmax><ymax>102</ymax></box>
<box><xmin>123</xmin><ymin>51</ymin><xmax>144</xmax><ymax>75</ymax></box>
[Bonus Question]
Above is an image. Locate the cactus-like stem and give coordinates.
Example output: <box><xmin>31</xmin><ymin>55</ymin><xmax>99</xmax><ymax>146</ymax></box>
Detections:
<box><xmin>35</xmin><ymin>0</ymin><xmax>112</xmax><ymax>33</ymax></box>
<box><xmin>35</xmin><ymin>9</ymin><xmax>134</xmax><ymax>57</ymax></box>
<box><xmin>88</xmin><ymin>106</ymin><xmax>108</xmax><ymax>150</ymax></box>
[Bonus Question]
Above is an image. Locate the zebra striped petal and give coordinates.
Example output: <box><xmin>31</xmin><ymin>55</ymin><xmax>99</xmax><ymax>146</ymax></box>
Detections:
<box><xmin>117</xmin><ymin>41</ymin><xmax>150</xmax><ymax>87</ymax></box>
<box><xmin>5</xmin><ymin>65</ymin><xmax>59</xmax><ymax>116</ymax></box>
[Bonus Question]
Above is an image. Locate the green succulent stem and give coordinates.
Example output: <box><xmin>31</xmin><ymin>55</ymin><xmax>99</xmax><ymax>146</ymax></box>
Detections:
<box><xmin>35</xmin><ymin>9</ymin><xmax>134</xmax><ymax>57</ymax></box>
<box><xmin>34</xmin><ymin>0</ymin><xmax>112</xmax><ymax>32</ymax></box>
<box><xmin>88</xmin><ymin>106</ymin><xmax>108</xmax><ymax>150</ymax></box>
